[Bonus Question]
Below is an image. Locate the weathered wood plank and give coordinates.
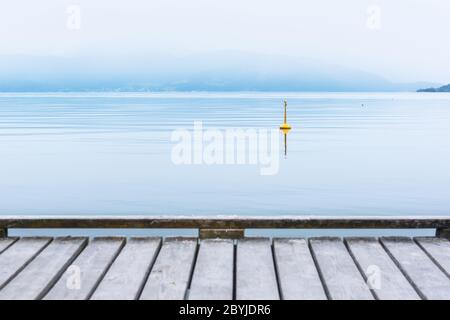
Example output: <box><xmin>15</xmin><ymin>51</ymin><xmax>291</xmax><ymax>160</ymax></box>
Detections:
<box><xmin>436</xmin><ymin>228</ymin><xmax>450</xmax><ymax>238</ymax></box>
<box><xmin>415</xmin><ymin>237</ymin><xmax>450</xmax><ymax>278</ymax></box>
<box><xmin>1</xmin><ymin>215</ymin><xmax>449</xmax><ymax>230</ymax></box>
<box><xmin>345</xmin><ymin>237</ymin><xmax>420</xmax><ymax>300</ymax></box>
<box><xmin>0</xmin><ymin>237</ymin><xmax>52</xmax><ymax>290</ymax></box>
<box><xmin>188</xmin><ymin>239</ymin><xmax>234</xmax><ymax>300</ymax></box>
<box><xmin>44</xmin><ymin>237</ymin><xmax>125</xmax><ymax>300</ymax></box>
<box><xmin>309</xmin><ymin>237</ymin><xmax>373</xmax><ymax>300</ymax></box>
<box><xmin>0</xmin><ymin>238</ymin><xmax>18</xmax><ymax>254</ymax></box>
<box><xmin>381</xmin><ymin>237</ymin><xmax>450</xmax><ymax>300</ymax></box>
<box><xmin>140</xmin><ymin>237</ymin><xmax>197</xmax><ymax>300</ymax></box>
<box><xmin>199</xmin><ymin>229</ymin><xmax>244</xmax><ymax>239</ymax></box>
<box><xmin>0</xmin><ymin>237</ymin><xmax>87</xmax><ymax>300</ymax></box>
<box><xmin>273</xmin><ymin>238</ymin><xmax>326</xmax><ymax>300</ymax></box>
<box><xmin>91</xmin><ymin>237</ymin><xmax>161</xmax><ymax>300</ymax></box>
<box><xmin>236</xmin><ymin>238</ymin><xmax>279</xmax><ymax>300</ymax></box>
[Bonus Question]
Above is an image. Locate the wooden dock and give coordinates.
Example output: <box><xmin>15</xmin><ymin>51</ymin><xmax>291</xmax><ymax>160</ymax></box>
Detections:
<box><xmin>1</xmin><ymin>216</ymin><xmax>450</xmax><ymax>300</ymax></box>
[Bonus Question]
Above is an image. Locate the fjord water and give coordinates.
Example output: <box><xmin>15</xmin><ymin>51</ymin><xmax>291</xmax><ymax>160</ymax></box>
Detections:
<box><xmin>1</xmin><ymin>92</ymin><xmax>450</xmax><ymax>222</ymax></box>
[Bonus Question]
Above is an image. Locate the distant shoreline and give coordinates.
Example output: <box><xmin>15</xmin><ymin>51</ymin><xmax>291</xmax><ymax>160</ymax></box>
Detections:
<box><xmin>0</xmin><ymin>90</ymin><xmax>444</xmax><ymax>94</ymax></box>
<box><xmin>417</xmin><ymin>84</ymin><xmax>450</xmax><ymax>92</ymax></box>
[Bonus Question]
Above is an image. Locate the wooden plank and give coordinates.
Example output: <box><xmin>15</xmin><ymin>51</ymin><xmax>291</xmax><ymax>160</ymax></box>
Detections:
<box><xmin>309</xmin><ymin>237</ymin><xmax>373</xmax><ymax>300</ymax></box>
<box><xmin>188</xmin><ymin>239</ymin><xmax>234</xmax><ymax>300</ymax></box>
<box><xmin>381</xmin><ymin>237</ymin><xmax>450</xmax><ymax>300</ymax></box>
<box><xmin>415</xmin><ymin>237</ymin><xmax>450</xmax><ymax>277</ymax></box>
<box><xmin>199</xmin><ymin>229</ymin><xmax>244</xmax><ymax>239</ymax></box>
<box><xmin>0</xmin><ymin>237</ymin><xmax>87</xmax><ymax>300</ymax></box>
<box><xmin>1</xmin><ymin>215</ymin><xmax>450</xmax><ymax>230</ymax></box>
<box><xmin>0</xmin><ymin>237</ymin><xmax>52</xmax><ymax>290</ymax></box>
<box><xmin>91</xmin><ymin>237</ymin><xmax>161</xmax><ymax>300</ymax></box>
<box><xmin>345</xmin><ymin>237</ymin><xmax>420</xmax><ymax>300</ymax></box>
<box><xmin>436</xmin><ymin>228</ymin><xmax>450</xmax><ymax>238</ymax></box>
<box><xmin>140</xmin><ymin>237</ymin><xmax>197</xmax><ymax>300</ymax></box>
<box><xmin>44</xmin><ymin>237</ymin><xmax>125</xmax><ymax>300</ymax></box>
<box><xmin>273</xmin><ymin>238</ymin><xmax>326</xmax><ymax>300</ymax></box>
<box><xmin>236</xmin><ymin>238</ymin><xmax>279</xmax><ymax>300</ymax></box>
<box><xmin>0</xmin><ymin>238</ymin><xmax>18</xmax><ymax>254</ymax></box>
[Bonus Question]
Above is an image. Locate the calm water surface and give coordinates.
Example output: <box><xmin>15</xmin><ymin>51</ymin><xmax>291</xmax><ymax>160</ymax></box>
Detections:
<box><xmin>1</xmin><ymin>92</ymin><xmax>450</xmax><ymax>224</ymax></box>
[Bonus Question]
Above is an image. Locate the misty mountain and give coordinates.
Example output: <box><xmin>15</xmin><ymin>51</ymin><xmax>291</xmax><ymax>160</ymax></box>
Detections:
<box><xmin>0</xmin><ymin>52</ymin><xmax>441</xmax><ymax>92</ymax></box>
<box><xmin>417</xmin><ymin>84</ymin><xmax>450</xmax><ymax>92</ymax></box>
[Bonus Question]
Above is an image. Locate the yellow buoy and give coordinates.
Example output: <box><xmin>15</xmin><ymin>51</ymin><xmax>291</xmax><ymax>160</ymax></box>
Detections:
<box><xmin>280</xmin><ymin>100</ymin><xmax>292</xmax><ymax>157</ymax></box>
<box><xmin>280</xmin><ymin>100</ymin><xmax>291</xmax><ymax>131</ymax></box>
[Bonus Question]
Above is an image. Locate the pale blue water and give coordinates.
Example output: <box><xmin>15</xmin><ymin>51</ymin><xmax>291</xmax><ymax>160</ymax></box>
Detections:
<box><xmin>1</xmin><ymin>92</ymin><xmax>450</xmax><ymax>236</ymax></box>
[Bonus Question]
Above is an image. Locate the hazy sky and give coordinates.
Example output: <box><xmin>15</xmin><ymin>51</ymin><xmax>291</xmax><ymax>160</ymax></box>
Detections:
<box><xmin>1</xmin><ymin>0</ymin><xmax>449</xmax><ymax>83</ymax></box>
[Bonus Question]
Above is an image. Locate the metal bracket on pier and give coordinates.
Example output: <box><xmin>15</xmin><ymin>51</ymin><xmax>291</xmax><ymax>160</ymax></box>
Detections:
<box><xmin>436</xmin><ymin>228</ymin><xmax>450</xmax><ymax>238</ymax></box>
<box><xmin>199</xmin><ymin>229</ymin><xmax>244</xmax><ymax>239</ymax></box>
